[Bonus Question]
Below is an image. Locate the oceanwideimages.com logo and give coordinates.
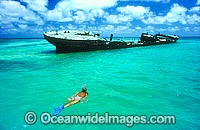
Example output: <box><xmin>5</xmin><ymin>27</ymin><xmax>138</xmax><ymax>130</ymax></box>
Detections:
<box><xmin>24</xmin><ymin>111</ymin><xmax>176</xmax><ymax>127</ymax></box>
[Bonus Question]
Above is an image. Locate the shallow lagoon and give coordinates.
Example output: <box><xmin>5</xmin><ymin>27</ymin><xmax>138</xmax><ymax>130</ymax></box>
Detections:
<box><xmin>0</xmin><ymin>37</ymin><xmax>199</xmax><ymax>130</ymax></box>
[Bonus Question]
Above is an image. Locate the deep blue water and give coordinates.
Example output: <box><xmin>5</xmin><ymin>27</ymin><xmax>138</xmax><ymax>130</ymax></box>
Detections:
<box><xmin>0</xmin><ymin>37</ymin><xmax>200</xmax><ymax>130</ymax></box>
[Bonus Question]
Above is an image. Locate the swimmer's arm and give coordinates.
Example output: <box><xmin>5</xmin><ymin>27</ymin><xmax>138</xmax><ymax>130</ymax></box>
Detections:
<box><xmin>69</xmin><ymin>92</ymin><xmax>79</xmax><ymax>99</ymax></box>
<box><xmin>81</xmin><ymin>93</ymin><xmax>88</xmax><ymax>104</ymax></box>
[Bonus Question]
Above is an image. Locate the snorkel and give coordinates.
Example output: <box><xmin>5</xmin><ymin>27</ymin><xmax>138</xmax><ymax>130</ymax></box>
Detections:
<box><xmin>82</xmin><ymin>84</ymin><xmax>87</xmax><ymax>92</ymax></box>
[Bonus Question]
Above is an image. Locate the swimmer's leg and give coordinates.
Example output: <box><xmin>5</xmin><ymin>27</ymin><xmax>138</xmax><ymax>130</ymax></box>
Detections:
<box><xmin>64</xmin><ymin>99</ymin><xmax>81</xmax><ymax>108</ymax></box>
<box><xmin>64</xmin><ymin>98</ymin><xmax>74</xmax><ymax>105</ymax></box>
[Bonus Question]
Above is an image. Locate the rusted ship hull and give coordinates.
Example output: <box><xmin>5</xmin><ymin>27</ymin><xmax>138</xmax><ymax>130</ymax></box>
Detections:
<box><xmin>43</xmin><ymin>31</ymin><xmax>179</xmax><ymax>53</ymax></box>
<box><xmin>44</xmin><ymin>34</ymin><xmax>130</xmax><ymax>52</ymax></box>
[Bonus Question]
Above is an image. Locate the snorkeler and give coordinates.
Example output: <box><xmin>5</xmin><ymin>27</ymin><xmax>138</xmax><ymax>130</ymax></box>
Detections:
<box><xmin>64</xmin><ymin>85</ymin><xmax>88</xmax><ymax>108</ymax></box>
<box><xmin>53</xmin><ymin>85</ymin><xmax>88</xmax><ymax>115</ymax></box>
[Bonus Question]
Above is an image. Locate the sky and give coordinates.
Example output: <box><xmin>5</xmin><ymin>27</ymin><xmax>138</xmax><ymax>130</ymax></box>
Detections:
<box><xmin>0</xmin><ymin>0</ymin><xmax>200</xmax><ymax>38</ymax></box>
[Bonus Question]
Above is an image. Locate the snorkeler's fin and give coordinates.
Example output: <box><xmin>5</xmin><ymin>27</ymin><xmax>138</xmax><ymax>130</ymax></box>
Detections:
<box><xmin>53</xmin><ymin>104</ymin><xmax>64</xmax><ymax>115</ymax></box>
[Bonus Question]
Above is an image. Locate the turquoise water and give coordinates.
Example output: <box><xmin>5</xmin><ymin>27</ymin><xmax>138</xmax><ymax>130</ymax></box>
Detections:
<box><xmin>0</xmin><ymin>37</ymin><xmax>200</xmax><ymax>130</ymax></box>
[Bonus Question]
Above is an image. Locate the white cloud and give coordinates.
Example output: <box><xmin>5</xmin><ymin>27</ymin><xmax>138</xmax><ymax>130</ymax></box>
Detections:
<box><xmin>0</xmin><ymin>1</ymin><xmax>30</xmax><ymax>17</ymax></box>
<box><xmin>59</xmin><ymin>25</ymin><xmax>64</xmax><ymax>29</ymax></box>
<box><xmin>0</xmin><ymin>23</ymin><xmax>45</xmax><ymax>35</ymax></box>
<box><xmin>197</xmin><ymin>0</ymin><xmax>200</xmax><ymax>5</ymax></box>
<box><xmin>105</xmin><ymin>5</ymin><xmax>151</xmax><ymax>24</ymax></box>
<box><xmin>20</xmin><ymin>0</ymin><xmax>48</xmax><ymax>12</ymax></box>
<box><xmin>189</xmin><ymin>6</ymin><xmax>200</xmax><ymax>13</ymax></box>
<box><xmin>156</xmin><ymin>28</ymin><xmax>167</xmax><ymax>32</ymax></box>
<box><xmin>70</xmin><ymin>0</ymin><xmax>117</xmax><ymax>10</ymax></box>
<box><xmin>115</xmin><ymin>26</ymin><xmax>129</xmax><ymax>32</ymax></box>
<box><xmin>142</xmin><ymin>3</ymin><xmax>200</xmax><ymax>25</ymax></box>
<box><xmin>0</xmin><ymin>23</ymin><xmax>14</xmax><ymax>29</ymax></box>
<box><xmin>0</xmin><ymin>1</ymin><xmax>44</xmax><ymax>25</ymax></box>
<box><xmin>126</xmin><ymin>22</ymin><xmax>132</xmax><ymax>27</ymax></box>
<box><xmin>168</xmin><ymin>26</ymin><xmax>180</xmax><ymax>32</ymax></box>
<box><xmin>52</xmin><ymin>0</ymin><xmax>72</xmax><ymax>13</ymax></box>
<box><xmin>50</xmin><ymin>0</ymin><xmax>117</xmax><ymax>11</ymax></box>
<box><xmin>18</xmin><ymin>24</ymin><xmax>28</xmax><ymax>29</ymax></box>
<box><xmin>165</xmin><ymin>4</ymin><xmax>187</xmax><ymax>24</ymax></box>
<box><xmin>45</xmin><ymin>0</ymin><xmax>108</xmax><ymax>23</ymax></box>
<box><xmin>44</xmin><ymin>0</ymin><xmax>115</xmax><ymax>22</ymax></box>
<box><xmin>135</xmin><ymin>26</ymin><xmax>142</xmax><ymax>30</ymax></box>
<box><xmin>184</xmin><ymin>27</ymin><xmax>190</xmax><ymax>32</ymax></box>
<box><xmin>73</xmin><ymin>11</ymin><xmax>88</xmax><ymax>23</ymax></box>
<box><xmin>44</xmin><ymin>0</ymin><xmax>72</xmax><ymax>22</ymax></box>
<box><xmin>67</xmin><ymin>24</ymin><xmax>77</xmax><ymax>30</ymax></box>
<box><xmin>104</xmin><ymin>25</ymin><xmax>115</xmax><ymax>30</ymax></box>
<box><xmin>133</xmin><ymin>25</ymin><xmax>182</xmax><ymax>34</ymax></box>
<box><xmin>0</xmin><ymin>16</ymin><xmax>19</xmax><ymax>24</ymax></box>
<box><xmin>72</xmin><ymin>9</ymin><xmax>105</xmax><ymax>24</ymax></box>
<box><xmin>170</xmin><ymin>3</ymin><xmax>187</xmax><ymax>14</ymax></box>
<box><xmin>58</xmin><ymin>18</ymin><xmax>73</xmax><ymax>22</ymax></box>
<box><xmin>186</xmin><ymin>14</ymin><xmax>200</xmax><ymax>24</ymax></box>
<box><xmin>194</xmin><ymin>27</ymin><xmax>200</xmax><ymax>31</ymax></box>
<box><xmin>134</xmin><ymin>26</ymin><xmax>155</xmax><ymax>33</ymax></box>
<box><xmin>97</xmin><ymin>24</ymin><xmax>137</xmax><ymax>35</ymax></box>
<box><xmin>91</xmin><ymin>9</ymin><xmax>105</xmax><ymax>17</ymax></box>
<box><xmin>105</xmin><ymin>14</ymin><xmax>127</xmax><ymax>23</ymax></box>
<box><xmin>1</xmin><ymin>0</ymin><xmax>200</xmax><ymax>37</ymax></box>
<box><xmin>142</xmin><ymin>16</ymin><xmax>166</xmax><ymax>24</ymax></box>
<box><xmin>120</xmin><ymin>0</ymin><xmax>170</xmax><ymax>3</ymax></box>
<box><xmin>45</xmin><ymin>10</ymin><xmax>63</xmax><ymax>21</ymax></box>
<box><xmin>45</xmin><ymin>9</ymin><xmax>72</xmax><ymax>22</ymax></box>
<box><xmin>117</xmin><ymin>5</ymin><xmax>150</xmax><ymax>19</ymax></box>
<box><xmin>46</xmin><ymin>25</ymin><xmax>59</xmax><ymax>31</ymax></box>
<box><xmin>0</xmin><ymin>0</ymin><xmax>109</xmax><ymax>24</ymax></box>
<box><xmin>142</xmin><ymin>3</ymin><xmax>188</xmax><ymax>24</ymax></box>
